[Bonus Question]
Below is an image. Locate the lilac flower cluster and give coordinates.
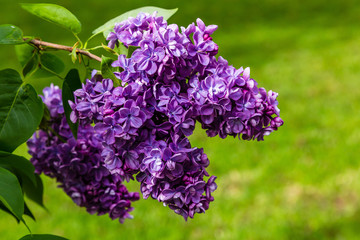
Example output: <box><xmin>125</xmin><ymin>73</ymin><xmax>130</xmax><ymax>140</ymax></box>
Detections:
<box><xmin>27</xmin><ymin>84</ymin><xmax>140</xmax><ymax>223</ymax></box>
<box><xmin>28</xmin><ymin>12</ymin><xmax>283</xmax><ymax>222</ymax></box>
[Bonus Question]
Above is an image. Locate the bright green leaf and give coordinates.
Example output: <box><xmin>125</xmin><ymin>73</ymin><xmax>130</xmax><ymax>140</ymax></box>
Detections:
<box><xmin>0</xmin><ymin>151</ymin><xmax>36</xmax><ymax>185</ymax></box>
<box><xmin>92</xmin><ymin>6</ymin><xmax>178</xmax><ymax>38</ymax></box>
<box><xmin>0</xmin><ymin>24</ymin><xmax>24</xmax><ymax>45</ymax></box>
<box><xmin>62</xmin><ymin>69</ymin><xmax>81</xmax><ymax>139</ymax></box>
<box><xmin>20</xmin><ymin>3</ymin><xmax>81</xmax><ymax>34</ymax></box>
<box><xmin>0</xmin><ymin>167</ymin><xmax>24</xmax><ymax>220</ymax></box>
<box><xmin>101</xmin><ymin>43</ymin><xmax>119</xmax><ymax>55</ymax></box>
<box><xmin>71</xmin><ymin>42</ymin><xmax>78</xmax><ymax>63</ymax></box>
<box><xmin>19</xmin><ymin>234</ymin><xmax>69</xmax><ymax>240</ymax></box>
<box><xmin>22</xmin><ymin>174</ymin><xmax>45</xmax><ymax>208</ymax></box>
<box><xmin>0</xmin><ymin>69</ymin><xmax>44</xmax><ymax>152</ymax></box>
<box><xmin>115</xmin><ymin>43</ymin><xmax>129</xmax><ymax>56</ymax></box>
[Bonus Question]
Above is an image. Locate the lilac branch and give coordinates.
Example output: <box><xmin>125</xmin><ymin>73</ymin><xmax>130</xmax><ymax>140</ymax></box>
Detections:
<box><xmin>25</xmin><ymin>38</ymin><xmax>102</xmax><ymax>62</ymax></box>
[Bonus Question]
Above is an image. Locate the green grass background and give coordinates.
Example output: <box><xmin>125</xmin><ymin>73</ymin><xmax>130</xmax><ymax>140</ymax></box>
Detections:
<box><xmin>1</xmin><ymin>0</ymin><xmax>360</xmax><ymax>239</ymax></box>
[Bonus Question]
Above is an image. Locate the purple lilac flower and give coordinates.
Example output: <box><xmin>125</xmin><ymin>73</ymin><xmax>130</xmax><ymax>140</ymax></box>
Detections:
<box><xmin>29</xmin><ymin>11</ymin><xmax>283</xmax><ymax>222</ymax></box>
<box><xmin>27</xmin><ymin>86</ymin><xmax>139</xmax><ymax>223</ymax></box>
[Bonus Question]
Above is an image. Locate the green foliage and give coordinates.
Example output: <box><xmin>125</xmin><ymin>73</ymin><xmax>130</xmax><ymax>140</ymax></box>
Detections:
<box><xmin>62</xmin><ymin>69</ymin><xmax>82</xmax><ymax>139</ymax></box>
<box><xmin>0</xmin><ymin>151</ymin><xmax>36</xmax><ymax>185</ymax></box>
<box><xmin>22</xmin><ymin>53</ymin><xmax>39</xmax><ymax>77</ymax></box>
<box><xmin>39</xmin><ymin>53</ymin><xmax>65</xmax><ymax>76</ymax></box>
<box><xmin>22</xmin><ymin>173</ymin><xmax>44</xmax><ymax>208</ymax></box>
<box><xmin>0</xmin><ymin>69</ymin><xmax>44</xmax><ymax>152</ymax></box>
<box><xmin>0</xmin><ymin>24</ymin><xmax>24</xmax><ymax>45</ymax></box>
<box><xmin>0</xmin><ymin>167</ymin><xmax>24</xmax><ymax>221</ymax></box>
<box><xmin>24</xmin><ymin>202</ymin><xmax>35</xmax><ymax>221</ymax></box>
<box><xmin>20</xmin><ymin>3</ymin><xmax>81</xmax><ymax>34</ymax></box>
<box><xmin>15</xmin><ymin>45</ymin><xmax>65</xmax><ymax>78</ymax></box>
<box><xmin>100</xmin><ymin>55</ymin><xmax>118</xmax><ymax>85</ymax></box>
<box><xmin>92</xmin><ymin>6</ymin><xmax>177</xmax><ymax>37</ymax></box>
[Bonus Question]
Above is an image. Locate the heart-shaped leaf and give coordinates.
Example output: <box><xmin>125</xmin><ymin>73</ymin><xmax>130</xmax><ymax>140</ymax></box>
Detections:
<box><xmin>92</xmin><ymin>6</ymin><xmax>178</xmax><ymax>38</ymax></box>
<box><xmin>0</xmin><ymin>167</ymin><xmax>24</xmax><ymax>220</ymax></box>
<box><xmin>21</xmin><ymin>3</ymin><xmax>81</xmax><ymax>34</ymax></box>
<box><xmin>0</xmin><ymin>69</ymin><xmax>44</xmax><ymax>152</ymax></box>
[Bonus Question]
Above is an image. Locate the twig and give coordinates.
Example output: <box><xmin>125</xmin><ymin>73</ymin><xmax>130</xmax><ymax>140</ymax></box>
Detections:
<box><xmin>24</xmin><ymin>38</ymin><xmax>102</xmax><ymax>62</ymax></box>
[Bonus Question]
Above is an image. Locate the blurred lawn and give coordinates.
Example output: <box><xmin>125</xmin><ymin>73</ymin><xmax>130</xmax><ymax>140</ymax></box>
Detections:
<box><xmin>1</xmin><ymin>0</ymin><xmax>360</xmax><ymax>239</ymax></box>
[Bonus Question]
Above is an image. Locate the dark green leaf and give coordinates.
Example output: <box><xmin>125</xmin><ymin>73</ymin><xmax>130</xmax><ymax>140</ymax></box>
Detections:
<box><xmin>19</xmin><ymin>234</ymin><xmax>69</xmax><ymax>240</ymax></box>
<box><xmin>22</xmin><ymin>174</ymin><xmax>45</xmax><ymax>208</ymax></box>
<box><xmin>0</xmin><ymin>167</ymin><xmax>24</xmax><ymax>220</ymax></box>
<box><xmin>0</xmin><ymin>69</ymin><xmax>44</xmax><ymax>152</ymax></box>
<box><xmin>20</xmin><ymin>3</ymin><xmax>81</xmax><ymax>34</ymax></box>
<box><xmin>24</xmin><ymin>201</ymin><xmax>35</xmax><ymax>221</ymax></box>
<box><xmin>127</xmin><ymin>45</ymin><xmax>140</xmax><ymax>58</ymax></box>
<box><xmin>15</xmin><ymin>44</ymin><xmax>35</xmax><ymax>66</ymax></box>
<box><xmin>15</xmin><ymin>45</ymin><xmax>65</xmax><ymax>78</ymax></box>
<box><xmin>39</xmin><ymin>53</ymin><xmax>65</xmax><ymax>75</ymax></box>
<box><xmin>101</xmin><ymin>56</ymin><xmax>119</xmax><ymax>86</ymax></box>
<box><xmin>62</xmin><ymin>69</ymin><xmax>81</xmax><ymax>139</ymax></box>
<box><xmin>0</xmin><ymin>24</ymin><xmax>24</xmax><ymax>45</ymax></box>
<box><xmin>0</xmin><ymin>201</ymin><xmax>20</xmax><ymax>223</ymax></box>
<box><xmin>0</xmin><ymin>151</ymin><xmax>36</xmax><ymax>185</ymax></box>
<box><xmin>92</xmin><ymin>7</ymin><xmax>178</xmax><ymax>38</ymax></box>
<box><xmin>22</xmin><ymin>53</ymin><xmax>39</xmax><ymax>77</ymax></box>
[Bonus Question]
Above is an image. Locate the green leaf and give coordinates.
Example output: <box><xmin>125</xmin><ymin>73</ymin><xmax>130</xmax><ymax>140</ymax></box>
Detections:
<box><xmin>15</xmin><ymin>45</ymin><xmax>65</xmax><ymax>78</ymax></box>
<box><xmin>0</xmin><ymin>201</ymin><xmax>20</xmax><ymax>223</ymax></box>
<box><xmin>39</xmin><ymin>53</ymin><xmax>65</xmax><ymax>75</ymax></box>
<box><xmin>115</xmin><ymin>43</ymin><xmax>129</xmax><ymax>56</ymax></box>
<box><xmin>101</xmin><ymin>56</ymin><xmax>119</xmax><ymax>86</ymax></box>
<box><xmin>22</xmin><ymin>174</ymin><xmax>45</xmax><ymax>208</ymax></box>
<box><xmin>0</xmin><ymin>167</ymin><xmax>24</xmax><ymax>220</ymax></box>
<box><xmin>20</xmin><ymin>3</ymin><xmax>81</xmax><ymax>34</ymax></box>
<box><xmin>0</xmin><ymin>24</ymin><xmax>24</xmax><ymax>45</ymax></box>
<box><xmin>127</xmin><ymin>45</ymin><xmax>140</xmax><ymax>58</ymax></box>
<box><xmin>92</xmin><ymin>6</ymin><xmax>178</xmax><ymax>38</ymax></box>
<box><xmin>22</xmin><ymin>53</ymin><xmax>39</xmax><ymax>78</ymax></box>
<box><xmin>15</xmin><ymin>44</ymin><xmax>35</xmax><ymax>66</ymax></box>
<box><xmin>24</xmin><ymin>201</ymin><xmax>35</xmax><ymax>221</ymax></box>
<box><xmin>62</xmin><ymin>69</ymin><xmax>81</xmax><ymax>139</ymax></box>
<box><xmin>19</xmin><ymin>234</ymin><xmax>69</xmax><ymax>240</ymax></box>
<box><xmin>0</xmin><ymin>69</ymin><xmax>44</xmax><ymax>152</ymax></box>
<box><xmin>0</xmin><ymin>151</ymin><xmax>36</xmax><ymax>185</ymax></box>
<box><xmin>71</xmin><ymin>42</ymin><xmax>78</xmax><ymax>63</ymax></box>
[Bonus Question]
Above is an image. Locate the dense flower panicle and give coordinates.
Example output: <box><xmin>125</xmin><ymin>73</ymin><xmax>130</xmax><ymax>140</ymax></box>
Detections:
<box><xmin>29</xmin><ymin>12</ymin><xmax>283</xmax><ymax>222</ymax></box>
<box><xmin>28</xmin><ymin>85</ymin><xmax>140</xmax><ymax>223</ymax></box>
